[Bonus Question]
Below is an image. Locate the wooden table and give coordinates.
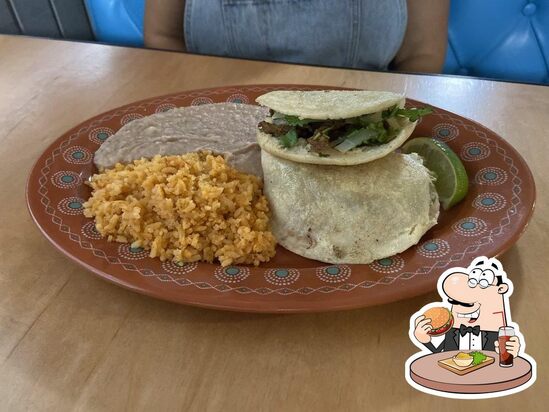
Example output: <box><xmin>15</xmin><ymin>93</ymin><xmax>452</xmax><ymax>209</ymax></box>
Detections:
<box><xmin>0</xmin><ymin>35</ymin><xmax>547</xmax><ymax>411</ymax></box>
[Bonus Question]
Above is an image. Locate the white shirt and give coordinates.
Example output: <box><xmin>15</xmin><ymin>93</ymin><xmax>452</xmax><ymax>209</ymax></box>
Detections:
<box><xmin>459</xmin><ymin>331</ymin><xmax>482</xmax><ymax>350</ymax></box>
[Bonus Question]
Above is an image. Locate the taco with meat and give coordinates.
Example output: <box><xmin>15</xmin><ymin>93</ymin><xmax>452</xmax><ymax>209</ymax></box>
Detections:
<box><xmin>256</xmin><ymin>90</ymin><xmax>432</xmax><ymax>165</ymax></box>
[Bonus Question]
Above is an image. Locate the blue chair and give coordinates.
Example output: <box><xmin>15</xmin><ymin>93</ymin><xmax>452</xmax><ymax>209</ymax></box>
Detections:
<box><xmin>85</xmin><ymin>0</ymin><xmax>145</xmax><ymax>47</ymax></box>
<box><xmin>444</xmin><ymin>0</ymin><xmax>549</xmax><ymax>84</ymax></box>
<box><xmin>86</xmin><ymin>0</ymin><xmax>549</xmax><ymax>84</ymax></box>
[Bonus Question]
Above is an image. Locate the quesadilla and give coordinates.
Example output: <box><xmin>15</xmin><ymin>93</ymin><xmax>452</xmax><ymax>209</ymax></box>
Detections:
<box><xmin>261</xmin><ymin>150</ymin><xmax>439</xmax><ymax>264</ymax></box>
<box><xmin>256</xmin><ymin>90</ymin><xmax>431</xmax><ymax>165</ymax></box>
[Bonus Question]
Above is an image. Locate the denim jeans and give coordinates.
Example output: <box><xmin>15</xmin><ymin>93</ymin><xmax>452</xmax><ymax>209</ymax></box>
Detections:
<box><xmin>185</xmin><ymin>0</ymin><xmax>407</xmax><ymax>70</ymax></box>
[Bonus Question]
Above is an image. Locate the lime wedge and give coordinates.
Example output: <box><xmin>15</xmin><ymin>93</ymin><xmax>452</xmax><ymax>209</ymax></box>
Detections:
<box><xmin>402</xmin><ymin>137</ymin><xmax>469</xmax><ymax>210</ymax></box>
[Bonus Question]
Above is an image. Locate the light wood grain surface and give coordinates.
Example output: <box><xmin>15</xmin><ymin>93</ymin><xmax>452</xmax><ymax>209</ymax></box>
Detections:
<box><xmin>0</xmin><ymin>35</ymin><xmax>547</xmax><ymax>411</ymax></box>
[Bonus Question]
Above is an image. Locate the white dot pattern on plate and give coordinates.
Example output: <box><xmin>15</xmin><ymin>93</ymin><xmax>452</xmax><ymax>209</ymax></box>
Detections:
<box><xmin>473</xmin><ymin>193</ymin><xmax>507</xmax><ymax>212</ymax></box>
<box><xmin>155</xmin><ymin>103</ymin><xmax>176</xmax><ymax>113</ymax></box>
<box><xmin>161</xmin><ymin>261</ymin><xmax>198</xmax><ymax>275</ymax></box>
<box><xmin>417</xmin><ymin>239</ymin><xmax>451</xmax><ymax>258</ymax></box>
<box><xmin>226</xmin><ymin>93</ymin><xmax>249</xmax><ymax>104</ymax></box>
<box><xmin>265</xmin><ymin>268</ymin><xmax>300</xmax><ymax>286</ymax></box>
<box><xmin>120</xmin><ymin>113</ymin><xmax>144</xmax><ymax>125</ymax></box>
<box><xmin>460</xmin><ymin>142</ymin><xmax>491</xmax><ymax>161</ymax></box>
<box><xmin>315</xmin><ymin>265</ymin><xmax>351</xmax><ymax>283</ymax></box>
<box><xmin>57</xmin><ymin>197</ymin><xmax>85</xmax><ymax>215</ymax></box>
<box><xmin>118</xmin><ymin>244</ymin><xmax>149</xmax><ymax>260</ymax></box>
<box><xmin>369</xmin><ymin>256</ymin><xmax>405</xmax><ymax>274</ymax></box>
<box><xmin>214</xmin><ymin>266</ymin><xmax>250</xmax><ymax>283</ymax></box>
<box><xmin>62</xmin><ymin>146</ymin><xmax>92</xmax><ymax>164</ymax></box>
<box><xmin>191</xmin><ymin>97</ymin><xmax>214</xmax><ymax>106</ymax></box>
<box><xmin>432</xmin><ymin>123</ymin><xmax>459</xmax><ymax>141</ymax></box>
<box><xmin>452</xmin><ymin>217</ymin><xmax>488</xmax><ymax>236</ymax></box>
<box><xmin>81</xmin><ymin>221</ymin><xmax>102</xmax><ymax>240</ymax></box>
<box><xmin>51</xmin><ymin>171</ymin><xmax>82</xmax><ymax>189</ymax></box>
<box><xmin>89</xmin><ymin>127</ymin><xmax>114</xmax><ymax>145</ymax></box>
<box><xmin>474</xmin><ymin>167</ymin><xmax>508</xmax><ymax>186</ymax></box>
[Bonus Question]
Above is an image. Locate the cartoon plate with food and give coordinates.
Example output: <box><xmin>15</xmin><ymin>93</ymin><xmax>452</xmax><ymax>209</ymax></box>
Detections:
<box><xmin>405</xmin><ymin>256</ymin><xmax>537</xmax><ymax>399</ymax></box>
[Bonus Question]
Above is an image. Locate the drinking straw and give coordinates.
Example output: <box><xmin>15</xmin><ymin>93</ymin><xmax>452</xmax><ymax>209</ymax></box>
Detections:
<box><xmin>494</xmin><ymin>310</ymin><xmax>507</xmax><ymax>327</ymax></box>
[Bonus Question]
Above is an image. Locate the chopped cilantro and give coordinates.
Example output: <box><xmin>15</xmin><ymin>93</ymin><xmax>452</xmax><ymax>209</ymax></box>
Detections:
<box><xmin>366</xmin><ymin>122</ymin><xmax>388</xmax><ymax>143</ymax></box>
<box><xmin>357</xmin><ymin>111</ymin><xmax>383</xmax><ymax>125</ymax></box>
<box><xmin>282</xmin><ymin>115</ymin><xmax>315</xmax><ymax>127</ymax></box>
<box><xmin>279</xmin><ymin>128</ymin><xmax>298</xmax><ymax>148</ymax></box>
<box><xmin>382</xmin><ymin>105</ymin><xmax>400</xmax><ymax>119</ymax></box>
<box><xmin>396</xmin><ymin>107</ymin><xmax>433</xmax><ymax>122</ymax></box>
<box><xmin>273</xmin><ymin>105</ymin><xmax>432</xmax><ymax>153</ymax></box>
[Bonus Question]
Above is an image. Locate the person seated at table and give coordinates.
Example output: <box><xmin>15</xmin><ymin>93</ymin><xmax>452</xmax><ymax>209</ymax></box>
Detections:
<box><xmin>144</xmin><ymin>0</ymin><xmax>449</xmax><ymax>73</ymax></box>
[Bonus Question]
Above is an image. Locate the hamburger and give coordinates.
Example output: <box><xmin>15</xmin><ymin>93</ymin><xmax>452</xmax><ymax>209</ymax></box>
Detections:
<box><xmin>424</xmin><ymin>307</ymin><xmax>453</xmax><ymax>336</ymax></box>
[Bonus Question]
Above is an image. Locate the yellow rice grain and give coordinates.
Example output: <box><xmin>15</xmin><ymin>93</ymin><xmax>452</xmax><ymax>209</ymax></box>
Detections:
<box><xmin>83</xmin><ymin>152</ymin><xmax>276</xmax><ymax>266</ymax></box>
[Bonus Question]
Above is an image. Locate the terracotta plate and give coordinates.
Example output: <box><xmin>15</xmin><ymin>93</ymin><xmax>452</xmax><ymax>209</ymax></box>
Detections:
<box><xmin>26</xmin><ymin>85</ymin><xmax>535</xmax><ymax>313</ymax></box>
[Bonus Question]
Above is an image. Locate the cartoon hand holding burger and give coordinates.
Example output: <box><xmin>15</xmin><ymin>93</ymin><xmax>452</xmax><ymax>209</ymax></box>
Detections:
<box><xmin>412</xmin><ymin>257</ymin><xmax>521</xmax><ymax>356</ymax></box>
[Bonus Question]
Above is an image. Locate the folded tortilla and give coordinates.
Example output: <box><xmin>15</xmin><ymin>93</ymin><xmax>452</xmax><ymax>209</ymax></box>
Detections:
<box><xmin>261</xmin><ymin>151</ymin><xmax>439</xmax><ymax>264</ymax></box>
<box><xmin>256</xmin><ymin>90</ymin><xmax>417</xmax><ymax>166</ymax></box>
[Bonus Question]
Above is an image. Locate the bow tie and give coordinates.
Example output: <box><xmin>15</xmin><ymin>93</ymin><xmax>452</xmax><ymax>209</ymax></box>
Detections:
<box><xmin>460</xmin><ymin>324</ymin><xmax>481</xmax><ymax>337</ymax></box>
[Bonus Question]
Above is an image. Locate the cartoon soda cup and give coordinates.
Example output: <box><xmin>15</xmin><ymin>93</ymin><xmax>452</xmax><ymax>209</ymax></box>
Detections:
<box><xmin>498</xmin><ymin>326</ymin><xmax>515</xmax><ymax>367</ymax></box>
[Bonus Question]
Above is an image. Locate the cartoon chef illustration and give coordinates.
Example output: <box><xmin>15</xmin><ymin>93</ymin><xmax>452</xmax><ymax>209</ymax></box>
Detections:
<box><xmin>406</xmin><ymin>256</ymin><xmax>536</xmax><ymax>399</ymax></box>
<box><xmin>413</xmin><ymin>256</ymin><xmax>520</xmax><ymax>356</ymax></box>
